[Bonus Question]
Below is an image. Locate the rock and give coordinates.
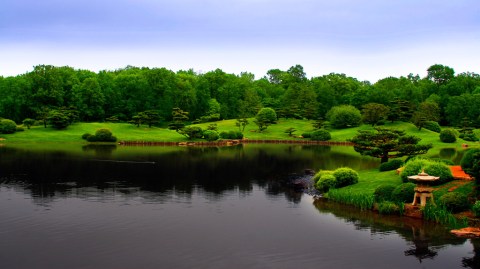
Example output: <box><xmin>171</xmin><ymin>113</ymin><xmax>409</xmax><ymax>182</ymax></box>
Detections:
<box><xmin>451</xmin><ymin>227</ymin><xmax>480</xmax><ymax>238</ymax></box>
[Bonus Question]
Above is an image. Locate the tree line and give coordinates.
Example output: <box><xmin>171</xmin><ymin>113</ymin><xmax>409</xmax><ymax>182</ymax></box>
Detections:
<box><xmin>1</xmin><ymin>64</ymin><xmax>479</xmax><ymax>128</ymax></box>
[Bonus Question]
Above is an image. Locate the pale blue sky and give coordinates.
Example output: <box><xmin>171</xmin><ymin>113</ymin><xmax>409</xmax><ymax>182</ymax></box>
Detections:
<box><xmin>1</xmin><ymin>0</ymin><xmax>479</xmax><ymax>82</ymax></box>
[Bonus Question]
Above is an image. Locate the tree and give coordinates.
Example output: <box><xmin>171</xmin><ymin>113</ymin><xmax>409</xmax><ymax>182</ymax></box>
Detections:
<box><xmin>361</xmin><ymin>103</ymin><xmax>390</xmax><ymax>126</ymax></box>
<box><xmin>285</xmin><ymin>127</ymin><xmax>296</xmax><ymax>136</ymax></box>
<box><xmin>22</xmin><ymin>118</ymin><xmax>35</xmax><ymax>129</ymax></box>
<box><xmin>178</xmin><ymin>126</ymin><xmax>203</xmax><ymax>140</ymax></box>
<box><xmin>326</xmin><ymin>105</ymin><xmax>362</xmax><ymax>129</ymax></box>
<box><xmin>142</xmin><ymin>110</ymin><xmax>161</xmax><ymax>128</ymax></box>
<box><xmin>235</xmin><ymin>118</ymin><xmax>249</xmax><ymax>133</ymax></box>
<box><xmin>256</xmin><ymin>108</ymin><xmax>277</xmax><ymax>124</ymax></box>
<box><xmin>427</xmin><ymin>64</ymin><xmax>455</xmax><ymax>85</ymax></box>
<box><xmin>349</xmin><ymin>127</ymin><xmax>432</xmax><ymax>163</ymax></box>
<box><xmin>388</xmin><ymin>98</ymin><xmax>413</xmax><ymax>123</ymax></box>
<box><xmin>168</xmin><ymin>107</ymin><xmax>189</xmax><ymax>132</ymax></box>
<box><xmin>48</xmin><ymin>109</ymin><xmax>70</xmax><ymax>129</ymax></box>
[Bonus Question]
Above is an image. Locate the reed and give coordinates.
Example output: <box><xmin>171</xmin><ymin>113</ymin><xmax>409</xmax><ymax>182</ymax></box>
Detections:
<box><xmin>326</xmin><ymin>189</ymin><xmax>374</xmax><ymax>210</ymax></box>
<box><xmin>422</xmin><ymin>203</ymin><xmax>468</xmax><ymax>229</ymax></box>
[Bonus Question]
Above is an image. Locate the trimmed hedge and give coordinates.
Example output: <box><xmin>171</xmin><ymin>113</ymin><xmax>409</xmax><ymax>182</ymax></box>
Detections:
<box><xmin>220</xmin><ymin>130</ymin><xmax>244</xmax><ymax>139</ymax></box>
<box><xmin>391</xmin><ymin>183</ymin><xmax>416</xmax><ymax>203</ymax></box>
<box><xmin>424</xmin><ymin>121</ymin><xmax>441</xmax><ymax>133</ymax></box>
<box><xmin>400</xmin><ymin>158</ymin><xmax>453</xmax><ymax>184</ymax></box>
<box><xmin>315</xmin><ymin>174</ymin><xmax>337</xmax><ymax>192</ymax></box>
<box><xmin>0</xmin><ymin>119</ymin><xmax>17</xmax><ymax>134</ymax></box>
<box><xmin>373</xmin><ymin>185</ymin><xmax>396</xmax><ymax>202</ymax></box>
<box><xmin>332</xmin><ymin>167</ymin><xmax>359</xmax><ymax>188</ymax></box>
<box><xmin>203</xmin><ymin>130</ymin><xmax>220</xmax><ymax>141</ymax></box>
<box><xmin>439</xmin><ymin>129</ymin><xmax>457</xmax><ymax>143</ymax></box>
<box><xmin>310</xmin><ymin>129</ymin><xmax>331</xmax><ymax>141</ymax></box>
<box><xmin>379</xmin><ymin>159</ymin><xmax>404</xmax><ymax>172</ymax></box>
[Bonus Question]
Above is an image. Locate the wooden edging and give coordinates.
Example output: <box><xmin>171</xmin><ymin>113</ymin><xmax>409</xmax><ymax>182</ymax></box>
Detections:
<box><xmin>118</xmin><ymin>140</ymin><xmax>354</xmax><ymax>147</ymax></box>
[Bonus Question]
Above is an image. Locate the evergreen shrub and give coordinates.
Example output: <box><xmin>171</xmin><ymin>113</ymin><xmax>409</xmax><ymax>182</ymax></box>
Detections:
<box><xmin>332</xmin><ymin>167</ymin><xmax>359</xmax><ymax>188</ymax></box>
<box><xmin>0</xmin><ymin>119</ymin><xmax>17</xmax><ymax>134</ymax></box>
<box><xmin>373</xmin><ymin>185</ymin><xmax>396</xmax><ymax>202</ymax></box>
<box><xmin>391</xmin><ymin>183</ymin><xmax>416</xmax><ymax>203</ymax></box>
<box><xmin>312</xmin><ymin>170</ymin><xmax>334</xmax><ymax>183</ymax></box>
<box><xmin>379</xmin><ymin>159</ymin><xmax>404</xmax><ymax>172</ymax></box>
<box><xmin>203</xmin><ymin>130</ymin><xmax>220</xmax><ymax>141</ymax></box>
<box><xmin>315</xmin><ymin>174</ymin><xmax>337</xmax><ymax>192</ymax></box>
<box><xmin>310</xmin><ymin>129</ymin><xmax>331</xmax><ymax>141</ymax></box>
<box><xmin>440</xmin><ymin>129</ymin><xmax>457</xmax><ymax>143</ymax></box>
<box><xmin>424</xmin><ymin>121</ymin><xmax>441</xmax><ymax>133</ymax></box>
<box><xmin>439</xmin><ymin>192</ymin><xmax>469</xmax><ymax>213</ymax></box>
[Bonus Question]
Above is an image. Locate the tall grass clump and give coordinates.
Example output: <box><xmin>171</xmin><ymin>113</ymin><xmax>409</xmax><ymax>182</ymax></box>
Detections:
<box><xmin>422</xmin><ymin>203</ymin><xmax>468</xmax><ymax>229</ymax></box>
<box><xmin>327</xmin><ymin>189</ymin><xmax>374</xmax><ymax>210</ymax></box>
<box><xmin>377</xmin><ymin>201</ymin><xmax>403</xmax><ymax>215</ymax></box>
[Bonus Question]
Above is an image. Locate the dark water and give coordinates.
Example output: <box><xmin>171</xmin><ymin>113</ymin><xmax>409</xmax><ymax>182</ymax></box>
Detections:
<box><xmin>0</xmin><ymin>144</ymin><xmax>477</xmax><ymax>269</ymax></box>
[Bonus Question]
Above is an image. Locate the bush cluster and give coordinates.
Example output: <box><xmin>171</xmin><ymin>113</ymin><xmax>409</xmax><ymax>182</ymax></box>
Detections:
<box><xmin>326</xmin><ymin>105</ymin><xmax>362</xmax><ymax>129</ymax></box>
<box><xmin>473</xmin><ymin>201</ymin><xmax>480</xmax><ymax>217</ymax></box>
<box><xmin>378</xmin><ymin>159</ymin><xmax>404</xmax><ymax>172</ymax></box>
<box><xmin>0</xmin><ymin>119</ymin><xmax>17</xmax><ymax>134</ymax></box>
<box><xmin>373</xmin><ymin>185</ymin><xmax>396</xmax><ymax>202</ymax></box>
<box><xmin>219</xmin><ymin>130</ymin><xmax>243</xmax><ymax>139</ymax></box>
<box><xmin>203</xmin><ymin>130</ymin><xmax>219</xmax><ymax>141</ymax></box>
<box><xmin>313</xmin><ymin>167</ymin><xmax>359</xmax><ymax>192</ymax></box>
<box><xmin>310</xmin><ymin>129</ymin><xmax>331</xmax><ymax>141</ymax></box>
<box><xmin>301</xmin><ymin>132</ymin><xmax>312</xmax><ymax>138</ymax></box>
<box><xmin>439</xmin><ymin>192</ymin><xmax>469</xmax><ymax>213</ymax></box>
<box><xmin>424</xmin><ymin>121</ymin><xmax>441</xmax><ymax>133</ymax></box>
<box><xmin>82</xmin><ymin>128</ymin><xmax>117</xmax><ymax>142</ymax></box>
<box><xmin>391</xmin><ymin>183</ymin><xmax>416</xmax><ymax>203</ymax></box>
<box><xmin>332</xmin><ymin>167</ymin><xmax>359</xmax><ymax>188</ymax></box>
<box><xmin>400</xmin><ymin>158</ymin><xmax>453</xmax><ymax>184</ymax></box>
<box><xmin>439</xmin><ymin>129</ymin><xmax>457</xmax><ymax>143</ymax></box>
<box><xmin>460</xmin><ymin>133</ymin><xmax>479</xmax><ymax>142</ymax></box>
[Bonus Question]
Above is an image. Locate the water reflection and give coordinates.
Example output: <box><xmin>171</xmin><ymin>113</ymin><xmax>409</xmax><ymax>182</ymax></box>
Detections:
<box><xmin>313</xmin><ymin>198</ymin><xmax>480</xmax><ymax>268</ymax></box>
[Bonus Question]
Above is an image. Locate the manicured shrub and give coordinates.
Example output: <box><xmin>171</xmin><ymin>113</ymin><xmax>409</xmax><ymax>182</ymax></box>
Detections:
<box><xmin>0</xmin><ymin>119</ymin><xmax>17</xmax><ymax>134</ymax></box>
<box><xmin>423</xmin><ymin>162</ymin><xmax>454</xmax><ymax>184</ymax></box>
<box><xmin>400</xmin><ymin>158</ymin><xmax>453</xmax><ymax>184</ymax></box>
<box><xmin>315</xmin><ymin>174</ymin><xmax>337</xmax><ymax>192</ymax></box>
<box><xmin>301</xmin><ymin>132</ymin><xmax>312</xmax><ymax>138</ymax></box>
<box><xmin>473</xmin><ymin>201</ymin><xmax>480</xmax><ymax>217</ymax></box>
<box><xmin>15</xmin><ymin>126</ymin><xmax>24</xmax><ymax>132</ymax></box>
<box><xmin>312</xmin><ymin>170</ymin><xmax>334</xmax><ymax>183</ymax></box>
<box><xmin>203</xmin><ymin>130</ymin><xmax>219</xmax><ymax>141</ymax></box>
<box><xmin>219</xmin><ymin>130</ymin><xmax>243</xmax><ymax>139</ymax></box>
<box><xmin>310</xmin><ymin>129</ymin><xmax>331</xmax><ymax>141</ymax></box>
<box><xmin>373</xmin><ymin>185</ymin><xmax>396</xmax><ymax>202</ymax></box>
<box><xmin>332</xmin><ymin>167</ymin><xmax>359</xmax><ymax>188</ymax></box>
<box><xmin>82</xmin><ymin>133</ymin><xmax>92</xmax><ymax>140</ymax></box>
<box><xmin>86</xmin><ymin>128</ymin><xmax>117</xmax><ymax>142</ymax></box>
<box><xmin>439</xmin><ymin>129</ymin><xmax>457</xmax><ymax>143</ymax></box>
<box><xmin>439</xmin><ymin>192</ymin><xmax>469</xmax><ymax>213</ymax></box>
<box><xmin>424</xmin><ymin>121</ymin><xmax>441</xmax><ymax>133</ymax></box>
<box><xmin>391</xmin><ymin>183</ymin><xmax>416</xmax><ymax>203</ymax></box>
<box><xmin>377</xmin><ymin>201</ymin><xmax>401</xmax><ymax>215</ymax></box>
<box><xmin>461</xmin><ymin>148</ymin><xmax>480</xmax><ymax>180</ymax></box>
<box><xmin>379</xmin><ymin>159</ymin><xmax>404</xmax><ymax>172</ymax></box>
<box><xmin>256</xmin><ymin>107</ymin><xmax>277</xmax><ymax>124</ymax></box>
<box><xmin>326</xmin><ymin>105</ymin><xmax>362</xmax><ymax>129</ymax></box>
<box><xmin>460</xmin><ymin>133</ymin><xmax>479</xmax><ymax>142</ymax></box>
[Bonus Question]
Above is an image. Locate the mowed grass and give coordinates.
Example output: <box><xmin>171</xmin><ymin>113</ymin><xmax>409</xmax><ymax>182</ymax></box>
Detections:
<box><xmin>1</xmin><ymin>119</ymin><xmax>477</xmax><ymax>153</ymax></box>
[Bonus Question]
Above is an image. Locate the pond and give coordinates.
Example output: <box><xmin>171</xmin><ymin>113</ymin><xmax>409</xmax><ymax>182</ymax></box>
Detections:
<box><xmin>0</xmin><ymin>144</ymin><xmax>477</xmax><ymax>269</ymax></box>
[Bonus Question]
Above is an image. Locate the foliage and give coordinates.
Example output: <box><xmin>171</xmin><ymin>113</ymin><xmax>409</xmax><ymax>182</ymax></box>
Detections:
<box><xmin>284</xmin><ymin>127</ymin><xmax>296</xmax><ymax>136</ymax></box>
<box><xmin>332</xmin><ymin>167</ymin><xmax>359</xmax><ymax>188</ymax></box>
<box><xmin>219</xmin><ymin>130</ymin><xmax>243</xmax><ymax>139</ymax></box>
<box><xmin>423</xmin><ymin>121</ymin><xmax>441</xmax><ymax>133</ymax></box>
<box><xmin>378</xmin><ymin>159</ymin><xmax>404</xmax><ymax>172</ymax></box>
<box><xmin>168</xmin><ymin>107</ymin><xmax>189</xmax><ymax>132</ymax></box>
<box><xmin>16</xmin><ymin>126</ymin><xmax>24</xmax><ymax>132</ymax></box>
<box><xmin>326</xmin><ymin>105</ymin><xmax>362</xmax><ymax>129</ymax></box>
<box><xmin>0</xmin><ymin>119</ymin><xmax>17</xmax><ymax>134</ymax></box>
<box><xmin>473</xmin><ymin>201</ymin><xmax>480</xmax><ymax>217</ymax></box>
<box><xmin>377</xmin><ymin>201</ymin><xmax>402</xmax><ymax>215</ymax></box>
<box><xmin>315</xmin><ymin>174</ymin><xmax>336</xmax><ymax>193</ymax></box>
<box><xmin>82</xmin><ymin>133</ymin><xmax>92</xmax><ymax>140</ymax></box>
<box><xmin>391</xmin><ymin>183</ymin><xmax>416</xmax><ymax>203</ymax></box>
<box><xmin>460</xmin><ymin>133</ymin><xmax>479</xmax><ymax>142</ymax></box>
<box><xmin>373</xmin><ymin>185</ymin><xmax>396</xmax><ymax>202</ymax></box>
<box><xmin>310</xmin><ymin>129</ymin><xmax>331</xmax><ymax>141</ymax></box>
<box><xmin>312</xmin><ymin>170</ymin><xmax>334</xmax><ymax>183</ymax></box>
<box><xmin>460</xmin><ymin>149</ymin><xmax>480</xmax><ymax>180</ymax></box>
<box><xmin>206</xmin><ymin>123</ymin><xmax>218</xmax><ymax>131</ymax></box>
<box><xmin>439</xmin><ymin>192</ymin><xmax>470</xmax><ymax>213</ymax></box>
<box><xmin>48</xmin><ymin>110</ymin><xmax>71</xmax><ymax>129</ymax></box>
<box><xmin>178</xmin><ymin>126</ymin><xmax>203</xmax><ymax>140</ymax></box>
<box><xmin>422</xmin><ymin>203</ymin><xmax>467</xmax><ymax>229</ymax></box>
<box><xmin>400</xmin><ymin>158</ymin><xmax>453</xmax><ymax>184</ymax></box>
<box><xmin>301</xmin><ymin>132</ymin><xmax>311</xmax><ymax>138</ymax></box>
<box><xmin>86</xmin><ymin>128</ymin><xmax>117</xmax><ymax>142</ymax></box>
<box><xmin>235</xmin><ymin>118</ymin><xmax>249</xmax><ymax>133</ymax></box>
<box><xmin>439</xmin><ymin>129</ymin><xmax>457</xmax><ymax>143</ymax></box>
<box><xmin>254</xmin><ymin>108</ymin><xmax>277</xmax><ymax>132</ymax></box>
<box><xmin>350</xmin><ymin>127</ymin><xmax>432</xmax><ymax>163</ymax></box>
<box><xmin>202</xmin><ymin>130</ymin><xmax>220</xmax><ymax>141</ymax></box>
<box><xmin>22</xmin><ymin>118</ymin><xmax>35</xmax><ymax>129</ymax></box>
<box><xmin>361</xmin><ymin>103</ymin><xmax>389</xmax><ymax>126</ymax></box>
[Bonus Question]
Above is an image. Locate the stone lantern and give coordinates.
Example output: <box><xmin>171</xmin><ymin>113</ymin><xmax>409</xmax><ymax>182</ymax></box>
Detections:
<box><xmin>407</xmin><ymin>170</ymin><xmax>439</xmax><ymax>207</ymax></box>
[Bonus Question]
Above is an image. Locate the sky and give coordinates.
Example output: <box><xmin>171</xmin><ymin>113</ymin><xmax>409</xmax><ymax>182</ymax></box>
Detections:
<box><xmin>1</xmin><ymin>0</ymin><xmax>479</xmax><ymax>82</ymax></box>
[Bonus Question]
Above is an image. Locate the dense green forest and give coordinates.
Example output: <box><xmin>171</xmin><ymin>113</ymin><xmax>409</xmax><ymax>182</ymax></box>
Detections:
<box><xmin>1</xmin><ymin>64</ymin><xmax>479</xmax><ymax>128</ymax></box>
